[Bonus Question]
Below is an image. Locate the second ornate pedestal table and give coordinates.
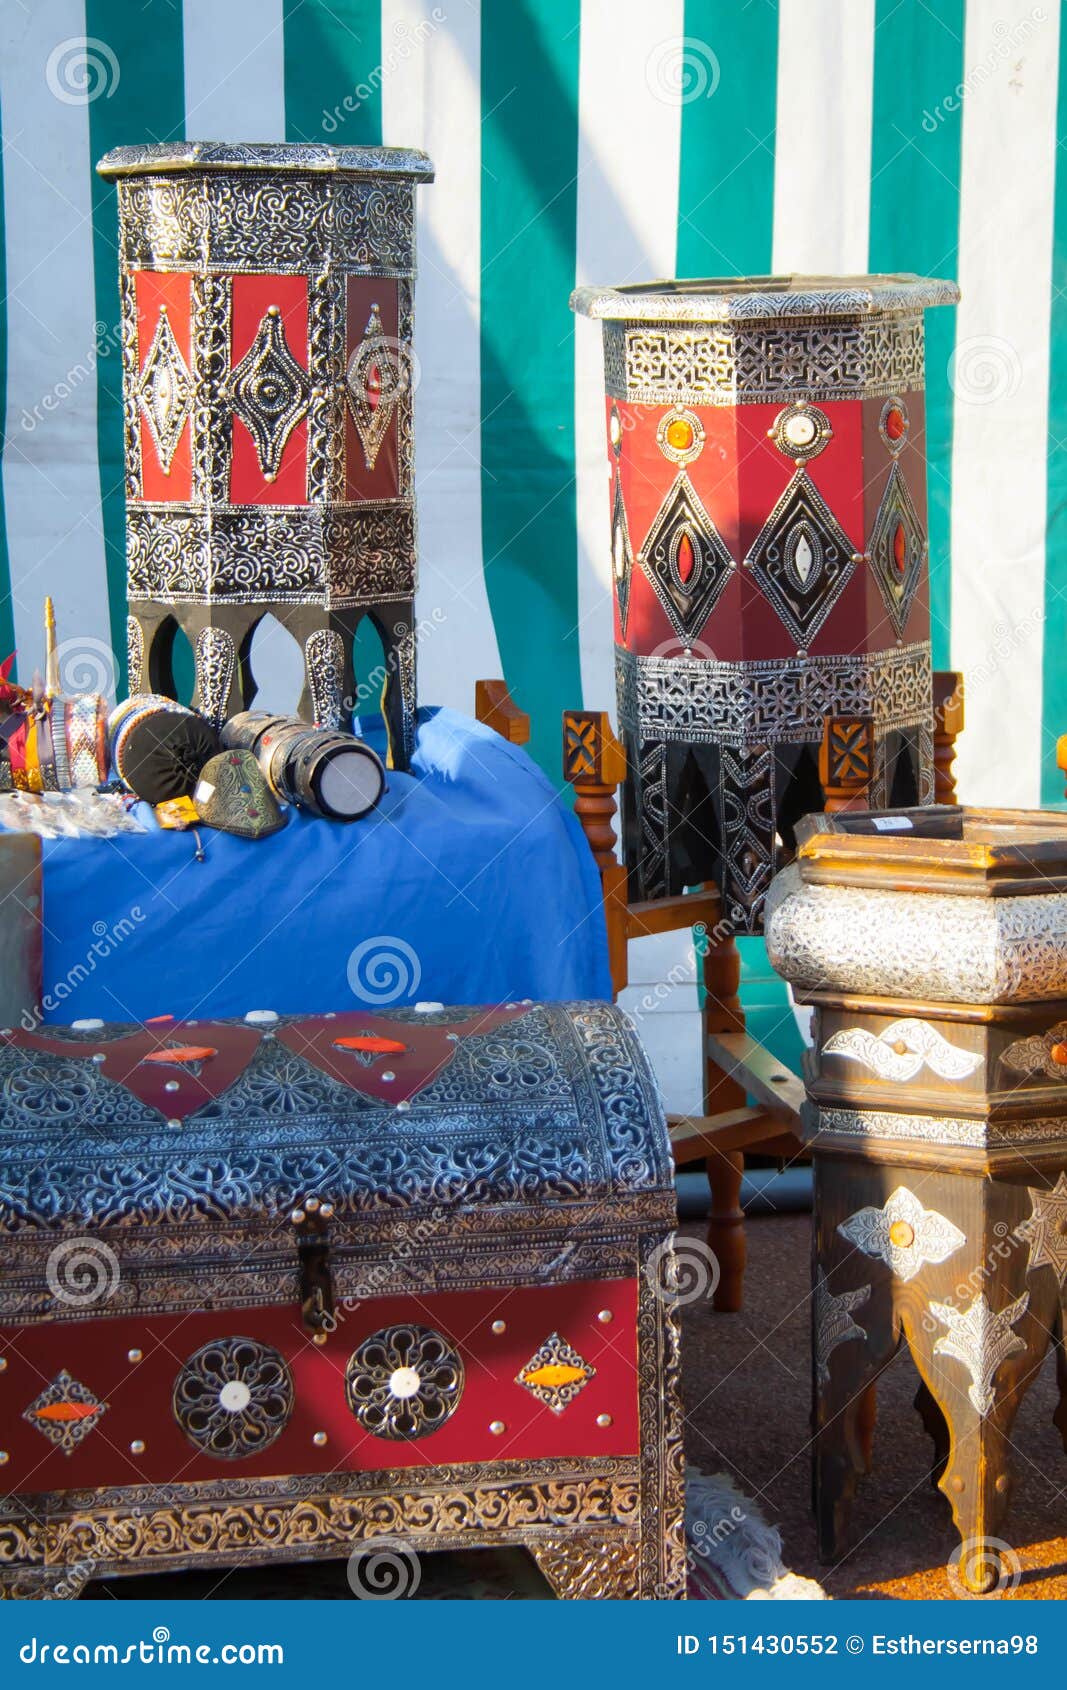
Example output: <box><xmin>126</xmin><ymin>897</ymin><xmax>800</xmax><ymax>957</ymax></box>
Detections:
<box><xmin>766</xmin><ymin>807</ymin><xmax>1067</xmax><ymax>1592</ymax></box>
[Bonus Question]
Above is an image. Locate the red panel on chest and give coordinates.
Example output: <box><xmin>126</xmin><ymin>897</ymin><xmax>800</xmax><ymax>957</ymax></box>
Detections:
<box><xmin>229</xmin><ymin>274</ymin><xmax>309</xmax><ymax>506</ymax></box>
<box><xmin>0</xmin><ymin>1279</ymin><xmax>639</xmax><ymax>1492</ymax></box>
<box><xmin>134</xmin><ymin>271</ymin><xmax>193</xmax><ymax>503</ymax></box>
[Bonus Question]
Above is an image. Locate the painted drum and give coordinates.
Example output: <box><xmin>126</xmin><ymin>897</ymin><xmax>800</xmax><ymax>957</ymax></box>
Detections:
<box><xmin>222</xmin><ymin>711</ymin><xmax>385</xmax><ymax>822</ymax></box>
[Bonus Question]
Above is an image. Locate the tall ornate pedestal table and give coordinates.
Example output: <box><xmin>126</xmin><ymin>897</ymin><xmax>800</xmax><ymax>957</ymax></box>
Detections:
<box><xmin>765</xmin><ymin>807</ymin><xmax>1067</xmax><ymax>1593</ymax></box>
<box><xmin>97</xmin><ymin>142</ymin><xmax>434</xmax><ymax>766</ymax></box>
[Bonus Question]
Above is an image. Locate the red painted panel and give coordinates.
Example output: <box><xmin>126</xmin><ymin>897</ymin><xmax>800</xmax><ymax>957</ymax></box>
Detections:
<box><xmin>344</xmin><ymin>277</ymin><xmax>400</xmax><ymax>502</ymax></box>
<box><xmin>611</xmin><ymin>395</ymin><xmax>917</xmax><ymax>661</ymax></box>
<box><xmin>861</xmin><ymin>391</ymin><xmax>931</xmax><ymax>649</ymax></box>
<box><xmin>133</xmin><ymin>271</ymin><xmax>192</xmax><ymax>503</ymax></box>
<box><xmin>0</xmin><ymin>1278</ymin><xmax>639</xmax><ymax>1493</ymax></box>
<box><xmin>229</xmin><ymin>274</ymin><xmax>309</xmax><ymax>506</ymax></box>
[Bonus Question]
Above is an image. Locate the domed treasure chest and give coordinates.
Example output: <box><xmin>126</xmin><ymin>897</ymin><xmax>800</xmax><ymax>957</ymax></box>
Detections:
<box><xmin>571</xmin><ymin>273</ymin><xmax>958</xmax><ymax>930</ymax></box>
<box><xmin>97</xmin><ymin>143</ymin><xmax>434</xmax><ymax>767</ymax></box>
<box><xmin>0</xmin><ymin>1003</ymin><xmax>684</xmax><ymax>1600</ymax></box>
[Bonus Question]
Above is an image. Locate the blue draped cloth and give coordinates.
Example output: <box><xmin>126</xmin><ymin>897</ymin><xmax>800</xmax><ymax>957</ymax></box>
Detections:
<box><xmin>28</xmin><ymin>708</ymin><xmax>611</xmax><ymax>1024</ymax></box>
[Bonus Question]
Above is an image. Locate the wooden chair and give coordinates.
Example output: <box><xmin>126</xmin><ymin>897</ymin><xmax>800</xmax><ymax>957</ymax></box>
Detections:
<box><xmin>563</xmin><ymin>671</ymin><xmax>966</xmax><ymax>1312</ymax></box>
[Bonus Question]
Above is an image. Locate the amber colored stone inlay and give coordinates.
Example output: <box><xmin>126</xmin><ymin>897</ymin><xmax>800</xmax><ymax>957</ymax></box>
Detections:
<box><xmin>333</xmin><ymin>1035</ymin><xmax>407</xmax><ymax>1054</ymax></box>
<box><xmin>524</xmin><ymin>1363</ymin><xmax>588</xmax><ymax>1389</ymax></box>
<box><xmin>888</xmin><ymin>1219</ymin><xmax>915</xmax><ymax>1250</ymax></box>
<box><xmin>676</xmin><ymin>530</ymin><xmax>696</xmax><ymax>584</ymax></box>
<box><xmin>33</xmin><ymin>1402</ymin><xmax>99</xmax><ymax>1422</ymax></box>
<box><xmin>892</xmin><ymin>521</ymin><xmax>907</xmax><ymax>576</ymax></box>
<box><xmin>666</xmin><ymin>416</ymin><xmax>694</xmax><ymax>452</ymax></box>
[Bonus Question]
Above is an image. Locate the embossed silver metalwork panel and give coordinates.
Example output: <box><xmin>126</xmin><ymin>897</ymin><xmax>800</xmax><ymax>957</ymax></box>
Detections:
<box><xmin>838</xmin><ymin>1186</ymin><xmax>966</xmax><ymax>1282</ymax></box>
<box><xmin>616</xmin><ymin>643</ymin><xmax>932</xmax><ymax>748</ymax></box>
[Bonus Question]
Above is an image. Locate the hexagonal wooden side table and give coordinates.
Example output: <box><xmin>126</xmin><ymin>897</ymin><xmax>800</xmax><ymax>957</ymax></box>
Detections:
<box><xmin>766</xmin><ymin>806</ymin><xmax>1067</xmax><ymax>1593</ymax></box>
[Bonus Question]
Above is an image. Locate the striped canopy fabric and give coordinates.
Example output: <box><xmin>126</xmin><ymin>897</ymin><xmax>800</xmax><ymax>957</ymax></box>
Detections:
<box><xmin>0</xmin><ymin>0</ymin><xmax>1062</xmax><ymax>804</ymax></box>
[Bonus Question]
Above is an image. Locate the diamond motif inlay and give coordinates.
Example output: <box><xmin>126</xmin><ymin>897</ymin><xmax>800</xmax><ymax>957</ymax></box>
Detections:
<box><xmin>638</xmin><ymin>471</ymin><xmax>734</xmax><ymax>643</ymax></box>
<box><xmin>868</xmin><ymin>463</ymin><xmax>926</xmax><ymax>636</ymax></box>
<box><xmin>229</xmin><ymin>305</ymin><xmax>311</xmax><ymax>480</ymax></box>
<box><xmin>136</xmin><ymin>307</ymin><xmax>192</xmax><ymax>474</ymax></box>
<box><xmin>346</xmin><ymin>303</ymin><xmax>409</xmax><ymax>471</ymax></box>
<box><xmin>744</xmin><ymin>470</ymin><xmax>856</xmax><ymax>646</ymax></box>
<box><xmin>516</xmin><ymin>1332</ymin><xmax>595</xmax><ymax>1413</ymax></box>
<box><xmin>23</xmin><ymin>1370</ymin><xmax>108</xmax><ymax>1455</ymax></box>
<box><xmin>611</xmin><ymin>473</ymin><xmax>635</xmax><ymax>636</ymax></box>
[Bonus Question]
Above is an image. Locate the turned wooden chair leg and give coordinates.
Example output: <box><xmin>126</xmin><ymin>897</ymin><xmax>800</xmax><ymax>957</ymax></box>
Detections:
<box><xmin>706</xmin><ymin>1147</ymin><xmax>746</xmax><ymax>1314</ymax></box>
<box><xmin>932</xmin><ymin>671</ymin><xmax>964</xmax><ymax>805</ymax></box>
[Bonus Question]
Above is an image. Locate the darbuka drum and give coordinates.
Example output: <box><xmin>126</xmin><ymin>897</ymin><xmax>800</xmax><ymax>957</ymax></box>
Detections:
<box><xmin>223</xmin><ymin>711</ymin><xmax>385</xmax><ymax>822</ymax></box>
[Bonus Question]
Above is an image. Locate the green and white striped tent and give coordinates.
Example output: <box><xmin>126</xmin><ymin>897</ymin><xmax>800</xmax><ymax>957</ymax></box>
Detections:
<box><xmin>2</xmin><ymin>0</ymin><xmax>1064</xmax><ymax>803</ymax></box>
<box><xmin>5</xmin><ymin>0</ymin><xmax>1060</xmax><ymax>1091</ymax></box>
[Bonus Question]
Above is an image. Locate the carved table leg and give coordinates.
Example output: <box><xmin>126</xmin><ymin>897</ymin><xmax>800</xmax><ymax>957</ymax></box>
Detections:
<box><xmin>817</xmin><ymin>1160</ymin><xmax>1060</xmax><ymax>1588</ymax></box>
<box><xmin>812</xmin><ymin>1247</ymin><xmax>897</xmax><ymax>1562</ymax></box>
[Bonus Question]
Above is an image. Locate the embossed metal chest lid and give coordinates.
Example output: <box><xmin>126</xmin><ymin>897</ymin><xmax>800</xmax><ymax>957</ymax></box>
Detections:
<box><xmin>570</xmin><ymin>272</ymin><xmax>960</xmax><ymax>322</ymax></box>
<box><xmin>792</xmin><ymin>805</ymin><xmax>1067</xmax><ymax>897</ymax></box>
<box><xmin>0</xmin><ymin>1001</ymin><xmax>673</xmax><ymax>1322</ymax></box>
<box><xmin>97</xmin><ymin>141</ymin><xmax>434</xmax><ymax>181</ymax></box>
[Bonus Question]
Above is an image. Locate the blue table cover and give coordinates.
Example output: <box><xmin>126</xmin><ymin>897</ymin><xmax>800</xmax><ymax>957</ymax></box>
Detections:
<box><xmin>26</xmin><ymin>707</ymin><xmax>611</xmax><ymax>1024</ymax></box>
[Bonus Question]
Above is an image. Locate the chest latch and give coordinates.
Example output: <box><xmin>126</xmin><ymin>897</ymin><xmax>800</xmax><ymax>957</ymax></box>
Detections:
<box><xmin>292</xmin><ymin>1197</ymin><xmax>337</xmax><ymax>1341</ymax></box>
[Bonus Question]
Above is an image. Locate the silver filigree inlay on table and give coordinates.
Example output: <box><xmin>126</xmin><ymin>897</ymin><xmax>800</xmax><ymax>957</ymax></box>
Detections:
<box><xmin>838</xmin><ymin>1187</ymin><xmax>966</xmax><ymax>1283</ymax></box>
<box><xmin>930</xmin><ymin>1293</ymin><xmax>1029</xmax><ymax>1416</ymax></box>
<box><xmin>136</xmin><ymin>306</ymin><xmax>193</xmax><ymax>473</ymax></box>
<box><xmin>766</xmin><ymin>862</ymin><xmax>1067</xmax><ymax>1004</ymax></box>
<box><xmin>617</xmin><ymin>644</ymin><xmax>932</xmax><ymax>749</ymax></box>
<box><xmin>813</xmin><ymin>1268</ymin><xmax>870</xmax><ymax>1386</ymax></box>
<box><xmin>1018</xmin><ymin>1174</ymin><xmax>1067</xmax><ymax>1286</ymax></box>
<box><xmin>823</xmin><ymin>1019</ymin><xmax>982</xmax><ymax>1082</ymax></box>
